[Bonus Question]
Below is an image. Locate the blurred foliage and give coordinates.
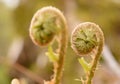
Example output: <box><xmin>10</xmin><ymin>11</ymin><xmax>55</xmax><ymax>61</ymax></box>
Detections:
<box><xmin>0</xmin><ymin>3</ymin><xmax>15</xmax><ymax>56</ymax></box>
<box><xmin>0</xmin><ymin>63</ymin><xmax>10</xmax><ymax>84</ymax></box>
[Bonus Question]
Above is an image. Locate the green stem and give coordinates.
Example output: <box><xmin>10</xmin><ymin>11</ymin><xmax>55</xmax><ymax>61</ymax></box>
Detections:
<box><xmin>86</xmin><ymin>36</ymin><xmax>104</xmax><ymax>84</ymax></box>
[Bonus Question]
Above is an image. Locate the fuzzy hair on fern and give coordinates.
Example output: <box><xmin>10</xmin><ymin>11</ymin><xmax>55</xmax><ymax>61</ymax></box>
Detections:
<box><xmin>29</xmin><ymin>6</ymin><xmax>68</xmax><ymax>84</ymax></box>
<box><xmin>71</xmin><ymin>22</ymin><xmax>104</xmax><ymax>84</ymax></box>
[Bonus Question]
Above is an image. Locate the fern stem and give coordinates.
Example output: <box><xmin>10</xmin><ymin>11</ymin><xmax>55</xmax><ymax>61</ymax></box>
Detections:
<box><xmin>86</xmin><ymin>39</ymin><xmax>104</xmax><ymax>84</ymax></box>
<box><xmin>54</xmin><ymin>23</ymin><xmax>67</xmax><ymax>84</ymax></box>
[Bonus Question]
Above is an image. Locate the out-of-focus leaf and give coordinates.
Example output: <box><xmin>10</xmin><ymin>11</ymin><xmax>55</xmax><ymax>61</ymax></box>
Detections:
<box><xmin>78</xmin><ymin>57</ymin><xmax>91</xmax><ymax>73</ymax></box>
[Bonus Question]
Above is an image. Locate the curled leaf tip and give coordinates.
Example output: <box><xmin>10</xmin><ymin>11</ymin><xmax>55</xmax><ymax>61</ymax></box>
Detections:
<box><xmin>29</xmin><ymin>6</ymin><xmax>66</xmax><ymax>46</ymax></box>
<box><xmin>71</xmin><ymin>22</ymin><xmax>103</xmax><ymax>56</ymax></box>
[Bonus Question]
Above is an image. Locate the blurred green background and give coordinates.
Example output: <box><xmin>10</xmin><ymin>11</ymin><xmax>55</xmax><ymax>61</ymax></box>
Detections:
<box><xmin>0</xmin><ymin>0</ymin><xmax>120</xmax><ymax>84</ymax></box>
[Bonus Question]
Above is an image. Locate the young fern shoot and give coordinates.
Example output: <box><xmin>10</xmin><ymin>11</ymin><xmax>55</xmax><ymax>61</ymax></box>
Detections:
<box><xmin>29</xmin><ymin>6</ymin><xmax>68</xmax><ymax>84</ymax></box>
<box><xmin>71</xmin><ymin>22</ymin><xmax>104</xmax><ymax>84</ymax></box>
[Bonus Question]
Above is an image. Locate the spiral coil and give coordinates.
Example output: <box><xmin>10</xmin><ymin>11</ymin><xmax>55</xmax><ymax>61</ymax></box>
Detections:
<box><xmin>29</xmin><ymin>6</ymin><xmax>66</xmax><ymax>46</ymax></box>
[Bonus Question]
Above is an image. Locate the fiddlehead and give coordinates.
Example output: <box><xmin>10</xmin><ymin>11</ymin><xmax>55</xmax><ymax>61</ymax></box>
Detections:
<box><xmin>71</xmin><ymin>22</ymin><xmax>104</xmax><ymax>84</ymax></box>
<box><xmin>29</xmin><ymin>6</ymin><xmax>67</xmax><ymax>84</ymax></box>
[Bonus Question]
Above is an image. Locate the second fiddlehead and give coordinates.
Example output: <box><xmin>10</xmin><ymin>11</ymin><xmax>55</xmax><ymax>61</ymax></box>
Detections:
<box><xmin>71</xmin><ymin>22</ymin><xmax>104</xmax><ymax>84</ymax></box>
